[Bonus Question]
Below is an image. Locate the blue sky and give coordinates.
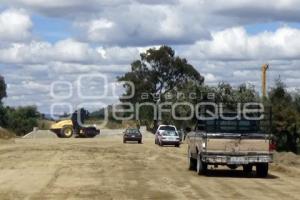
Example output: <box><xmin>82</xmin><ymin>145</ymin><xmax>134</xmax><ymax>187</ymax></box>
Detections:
<box><xmin>31</xmin><ymin>15</ymin><xmax>72</xmax><ymax>43</ymax></box>
<box><xmin>245</xmin><ymin>22</ymin><xmax>300</xmax><ymax>35</ymax></box>
<box><xmin>1</xmin><ymin>0</ymin><xmax>300</xmax><ymax>113</ymax></box>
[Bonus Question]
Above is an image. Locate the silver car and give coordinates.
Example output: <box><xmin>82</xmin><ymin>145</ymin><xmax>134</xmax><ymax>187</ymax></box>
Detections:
<box><xmin>155</xmin><ymin>125</ymin><xmax>180</xmax><ymax>147</ymax></box>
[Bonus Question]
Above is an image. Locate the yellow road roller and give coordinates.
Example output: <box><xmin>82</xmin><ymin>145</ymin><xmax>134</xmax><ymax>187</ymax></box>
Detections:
<box><xmin>50</xmin><ymin>109</ymin><xmax>100</xmax><ymax>138</ymax></box>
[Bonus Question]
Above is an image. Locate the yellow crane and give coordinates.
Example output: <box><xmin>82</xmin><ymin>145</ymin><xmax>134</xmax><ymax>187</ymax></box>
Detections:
<box><xmin>262</xmin><ymin>64</ymin><xmax>269</xmax><ymax>98</ymax></box>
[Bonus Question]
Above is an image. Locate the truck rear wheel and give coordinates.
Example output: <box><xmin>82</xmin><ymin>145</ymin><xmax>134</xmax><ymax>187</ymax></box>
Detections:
<box><xmin>196</xmin><ymin>154</ymin><xmax>207</xmax><ymax>175</ymax></box>
<box><xmin>256</xmin><ymin>163</ymin><xmax>268</xmax><ymax>178</ymax></box>
<box><xmin>60</xmin><ymin>126</ymin><xmax>73</xmax><ymax>138</ymax></box>
<box><xmin>188</xmin><ymin>149</ymin><xmax>196</xmax><ymax>171</ymax></box>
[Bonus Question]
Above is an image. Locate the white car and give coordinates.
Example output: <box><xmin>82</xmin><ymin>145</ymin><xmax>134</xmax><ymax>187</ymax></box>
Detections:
<box><xmin>155</xmin><ymin>125</ymin><xmax>180</xmax><ymax>147</ymax></box>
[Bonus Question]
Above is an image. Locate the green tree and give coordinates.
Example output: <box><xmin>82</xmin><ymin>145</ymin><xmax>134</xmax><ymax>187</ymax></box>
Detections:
<box><xmin>118</xmin><ymin>46</ymin><xmax>204</xmax><ymax>128</ymax></box>
<box><xmin>119</xmin><ymin>46</ymin><xmax>204</xmax><ymax>101</ymax></box>
<box><xmin>6</xmin><ymin>106</ymin><xmax>40</xmax><ymax>136</ymax></box>
<box><xmin>269</xmin><ymin>79</ymin><xmax>300</xmax><ymax>152</ymax></box>
<box><xmin>0</xmin><ymin>75</ymin><xmax>7</xmax><ymax>127</ymax></box>
<box><xmin>0</xmin><ymin>75</ymin><xmax>7</xmax><ymax>103</ymax></box>
<box><xmin>0</xmin><ymin>105</ymin><xmax>8</xmax><ymax>127</ymax></box>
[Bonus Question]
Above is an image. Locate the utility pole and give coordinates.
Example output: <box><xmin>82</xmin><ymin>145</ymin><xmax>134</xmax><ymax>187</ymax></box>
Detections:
<box><xmin>262</xmin><ymin>64</ymin><xmax>269</xmax><ymax>98</ymax></box>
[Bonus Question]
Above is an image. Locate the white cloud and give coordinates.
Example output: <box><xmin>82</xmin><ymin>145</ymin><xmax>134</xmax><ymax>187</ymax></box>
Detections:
<box><xmin>72</xmin><ymin>2</ymin><xmax>209</xmax><ymax>46</ymax></box>
<box><xmin>185</xmin><ymin>26</ymin><xmax>300</xmax><ymax>61</ymax></box>
<box><xmin>0</xmin><ymin>9</ymin><xmax>32</xmax><ymax>42</ymax></box>
<box><xmin>1</xmin><ymin>1</ymin><xmax>300</xmax><ymax>112</ymax></box>
<box><xmin>52</xmin><ymin>39</ymin><xmax>100</xmax><ymax>63</ymax></box>
<box><xmin>0</xmin><ymin>37</ymin><xmax>144</xmax><ymax>66</ymax></box>
<box><xmin>203</xmin><ymin>73</ymin><xmax>218</xmax><ymax>83</ymax></box>
<box><xmin>0</xmin><ymin>39</ymin><xmax>108</xmax><ymax>64</ymax></box>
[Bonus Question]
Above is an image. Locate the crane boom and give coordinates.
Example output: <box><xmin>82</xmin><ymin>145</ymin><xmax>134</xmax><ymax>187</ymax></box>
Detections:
<box><xmin>262</xmin><ymin>64</ymin><xmax>269</xmax><ymax>98</ymax></box>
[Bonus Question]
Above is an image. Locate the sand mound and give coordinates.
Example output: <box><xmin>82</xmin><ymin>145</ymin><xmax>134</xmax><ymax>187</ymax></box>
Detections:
<box><xmin>274</xmin><ymin>151</ymin><xmax>300</xmax><ymax>166</ymax></box>
<box><xmin>23</xmin><ymin>129</ymin><xmax>58</xmax><ymax>139</ymax></box>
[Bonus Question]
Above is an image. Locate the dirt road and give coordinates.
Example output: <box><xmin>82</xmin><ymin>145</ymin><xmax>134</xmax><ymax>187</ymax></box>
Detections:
<box><xmin>0</xmin><ymin>130</ymin><xmax>300</xmax><ymax>200</ymax></box>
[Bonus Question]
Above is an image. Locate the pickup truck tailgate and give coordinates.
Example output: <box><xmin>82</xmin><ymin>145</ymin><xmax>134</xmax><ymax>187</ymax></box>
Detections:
<box><xmin>206</xmin><ymin>138</ymin><xmax>269</xmax><ymax>153</ymax></box>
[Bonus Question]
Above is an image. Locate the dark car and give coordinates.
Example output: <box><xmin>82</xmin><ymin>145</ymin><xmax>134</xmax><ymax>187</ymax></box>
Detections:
<box><xmin>123</xmin><ymin>128</ymin><xmax>142</xmax><ymax>144</ymax></box>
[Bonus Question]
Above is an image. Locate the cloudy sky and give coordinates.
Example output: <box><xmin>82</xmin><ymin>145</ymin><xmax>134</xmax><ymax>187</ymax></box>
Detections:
<box><xmin>0</xmin><ymin>0</ymin><xmax>300</xmax><ymax>114</ymax></box>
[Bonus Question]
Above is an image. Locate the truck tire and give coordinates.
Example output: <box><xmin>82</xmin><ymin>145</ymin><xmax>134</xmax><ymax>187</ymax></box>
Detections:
<box><xmin>188</xmin><ymin>149</ymin><xmax>196</xmax><ymax>171</ymax></box>
<box><xmin>60</xmin><ymin>126</ymin><xmax>73</xmax><ymax>138</ymax></box>
<box><xmin>256</xmin><ymin>163</ymin><xmax>268</xmax><ymax>178</ymax></box>
<box><xmin>243</xmin><ymin>165</ymin><xmax>253</xmax><ymax>174</ymax></box>
<box><xmin>196</xmin><ymin>154</ymin><xmax>207</xmax><ymax>175</ymax></box>
<box><xmin>159</xmin><ymin>141</ymin><xmax>164</xmax><ymax>146</ymax></box>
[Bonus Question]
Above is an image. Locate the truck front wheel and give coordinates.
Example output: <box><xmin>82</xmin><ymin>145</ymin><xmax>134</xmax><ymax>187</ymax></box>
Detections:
<box><xmin>60</xmin><ymin>126</ymin><xmax>73</xmax><ymax>138</ymax></box>
<box><xmin>243</xmin><ymin>164</ymin><xmax>253</xmax><ymax>174</ymax></box>
<box><xmin>196</xmin><ymin>154</ymin><xmax>207</xmax><ymax>175</ymax></box>
<box><xmin>256</xmin><ymin>163</ymin><xmax>268</xmax><ymax>178</ymax></box>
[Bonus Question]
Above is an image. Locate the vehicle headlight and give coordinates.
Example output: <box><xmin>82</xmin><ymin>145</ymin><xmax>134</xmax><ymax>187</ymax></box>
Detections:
<box><xmin>202</xmin><ymin>142</ymin><xmax>206</xmax><ymax>149</ymax></box>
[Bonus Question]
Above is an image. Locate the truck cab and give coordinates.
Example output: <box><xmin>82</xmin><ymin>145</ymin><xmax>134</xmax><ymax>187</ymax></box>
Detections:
<box><xmin>187</xmin><ymin>112</ymin><xmax>274</xmax><ymax>177</ymax></box>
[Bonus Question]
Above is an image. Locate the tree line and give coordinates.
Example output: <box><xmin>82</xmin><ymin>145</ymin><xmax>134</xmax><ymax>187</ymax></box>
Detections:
<box><xmin>118</xmin><ymin>46</ymin><xmax>300</xmax><ymax>153</ymax></box>
<box><xmin>0</xmin><ymin>75</ymin><xmax>39</xmax><ymax>136</ymax></box>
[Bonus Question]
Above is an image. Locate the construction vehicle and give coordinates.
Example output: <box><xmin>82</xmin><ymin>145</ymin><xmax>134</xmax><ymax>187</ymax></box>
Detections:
<box><xmin>50</xmin><ymin>109</ymin><xmax>100</xmax><ymax>138</ymax></box>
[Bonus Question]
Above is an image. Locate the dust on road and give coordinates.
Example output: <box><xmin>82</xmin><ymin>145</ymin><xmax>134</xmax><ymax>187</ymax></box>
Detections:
<box><xmin>0</xmin><ymin>130</ymin><xmax>300</xmax><ymax>200</ymax></box>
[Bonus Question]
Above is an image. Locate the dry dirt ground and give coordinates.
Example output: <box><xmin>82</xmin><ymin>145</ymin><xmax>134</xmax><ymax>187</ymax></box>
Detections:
<box><xmin>0</xmin><ymin>130</ymin><xmax>300</xmax><ymax>200</ymax></box>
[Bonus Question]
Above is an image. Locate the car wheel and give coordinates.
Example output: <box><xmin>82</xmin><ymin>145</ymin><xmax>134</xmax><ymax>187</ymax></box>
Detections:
<box><xmin>138</xmin><ymin>140</ymin><xmax>142</xmax><ymax>144</ymax></box>
<box><xmin>60</xmin><ymin>126</ymin><xmax>73</xmax><ymax>138</ymax></box>
<box><xmin>256</xmin><ymin>163</ymin><xmax>268</xmax><ymax>178</ymax></box>
<box><xmin>188</xmin><ymin>148</ymin><xmax>197</xmax><ymax>171</ymax></box>
<box><xmin>175</xmin><ymin>144</ymin><xmax>180</xmax><ymax>148</ymax></box>
<box><xmin>123</xmin><ymin>139</ymin><xmax>126</xmax><ymax>143</ymax></box>
<box><xmin>196</xmin><ymin>154</ymin><xmax>207</xmax><ymax>175</ymax></box>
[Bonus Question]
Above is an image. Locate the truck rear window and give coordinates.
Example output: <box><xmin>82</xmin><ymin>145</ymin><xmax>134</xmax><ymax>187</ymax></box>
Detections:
<box><xmin>198</xmin><ymin>119</ymin><xmax>268</xmax><ymax>133</ymax></box>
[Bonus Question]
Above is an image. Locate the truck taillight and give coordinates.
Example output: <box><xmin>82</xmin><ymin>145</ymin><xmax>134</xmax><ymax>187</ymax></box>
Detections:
<box><xmin>269</xmin><ymin>142</ymin><xmax>276</xmax><ymax>152</ymax></box>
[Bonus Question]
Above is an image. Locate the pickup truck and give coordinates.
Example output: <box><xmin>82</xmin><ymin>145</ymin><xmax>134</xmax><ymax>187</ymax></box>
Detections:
<box><xmin>187</xmin><ymin>113</ymin><xmax>274</xmax><ymax>177</ymax></box>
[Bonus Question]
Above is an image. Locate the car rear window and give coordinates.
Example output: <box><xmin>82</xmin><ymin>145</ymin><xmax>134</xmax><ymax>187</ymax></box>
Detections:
<box><xmin>162</xmin><ymin>131</ymin><xmax>178</xmax><ymax>136</ymax></box>
<box><xmin>127</xmin><ymin>129</ymin><xmax>140</xmax><ymax>134</ymax></box>
<box><xmin>159</xmin><ymin>126</ymin><xmax>176</xmax><ymax>131</ymax></box>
